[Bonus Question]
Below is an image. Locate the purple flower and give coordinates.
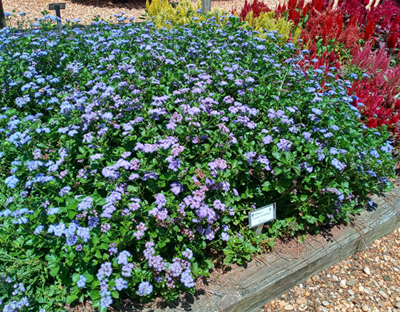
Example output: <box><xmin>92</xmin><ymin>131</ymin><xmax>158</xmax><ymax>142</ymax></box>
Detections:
<box><xmin>169</xmin><ymin>261</ymin><xmax>183</xmax><ymax>277</ymax></box>
<box><xmin>171</xmin><ymin>182</ymin><xmax>183</xmax><ymax>195</ymax></box>
<box><xmin>88</xmin><ymin>217</ymin><xmax>99</xmax><ymax>228</ymax></box>
<box><xmin>331</xmin><ymin>158</ymin><xmax>346</xmax><ymax>170</ymax></box>
<box><xmin>180</xmin><ymin>270</ymin><xmax>195</xmax><ymax>288</ymax></box>
<box><xmin>244</xmin><ymin>152</ymin><xmax>257</xmax><ymax>166</ymax></box>
<box><xmin>97</xmin><ymin>262</ymin><xmax>113</xmax><ymax>280</ymax></box>
<box><xmin>182</xmin><ymin>248</ymin><xmax>193</xmax><ymax>260</ymax></box>
<box><xmin>59</xmin><ymin>186</ymin><xmax>71</xmax><ymax>196</ymax></box>
<box><xmin>102</xmin><ymin>112</ymin><xmax>113</xmax><ymax>120</ymax></box>
<box><xmin>77</xmin><ymin>227</ymin><xmax>90</xmax><ymax>242</ymax></box>
<box><xmin>138</xmin><ymin>281</ymin><xmax>153</xmax><ymax>296</ymax></box>
<box><xmin>277</xmin><ymin>139</ymin><xmax>292</xmax><ymax>151</ymax></box>
<box><xmin>122</xmin><ymin>263</ymin><xmax>134</xmax><ymax>277</ymax></box>
<box><xmin>329</xmin><ymin>147</ymin><xmax>338</xmax><ymax>155</ymax></box>
<box><xmin>303</xmin><ymin>132</ymin><xmax>312</xmax><ymax>140</ymax></box>
<box><xmin>117</xmin><ymin>250</ymin><xmax>131</xmax><ymax>265</ymax></box>
<box><xmin>5</xmin><ymin>175</ymin><xmax>19</xmax><ymax>188</ymax></box>
<box><xmin>370</xmin><ymin>150</ymin><xmax>380</xmax><ymax>158</ymax></box>
<box><xmin>47</xmin><ymin>207</ymin><xmax>59</xmax><ymax>215</ymax></box>
<box><xmin>311</xmin><ymin>108</ymin><xmax>323</xmax><ymax>115</ymax></box>
<box><xmin>204</xmin><ymin>226</ymin><xmax>215</xmax><ymax>240</ymax></box>
<box><xmin>90</xmin><ymin>153</ymin><xmax>103</xmax><ymax>161</ymax></box>
<box><xmin>154</xmin><ymin>193</ymin><xmax>166</xmax><ymax>208</ymax></box>
<box><xmin>221</xmin><ymin>232</ymin><xmax>230</xmax><ymax>241</ymax></box>
<box><xmin>165</xmin><ymin>156</ymin><xmax>181</xmax><ymax>171</ymax></box>
<box><xmin>77</xmin><ymin>275</ymin><xmax>86</xmax><ymax>288</ymax></box>
<box><xmin>77</xmin><ymin>197</ymin><xmax>94</xmax><ymax>211</ymax></box>
<box><xmin>100</xmin><ymin>294</ymin><xmax>113</xmax><ymax>309</ymax></box>
<box><xmin>221</xmin><ymin>181</ymin><xmax>230</xmax><ymax>192</ymax></box>
<box><xmin>263</xmin><ymin>135</ymin><xmax>273</xmax><ymax>145</ymax></box>
<box><xmin>34</xmin><ymin>225</ymin><xmax>45</xmax><ymax>235</ymax></box>
<box><xmin>115</xmin><ymin>278</ymin><xmax>128</xmax><ymax>291</ymax></box>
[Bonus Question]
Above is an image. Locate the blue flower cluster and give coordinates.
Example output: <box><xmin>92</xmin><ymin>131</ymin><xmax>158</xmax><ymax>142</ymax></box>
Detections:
<box><xmin>0</xmin><ymin>15</ymin><xmax>395</xmax><ymax>310</ymax></box>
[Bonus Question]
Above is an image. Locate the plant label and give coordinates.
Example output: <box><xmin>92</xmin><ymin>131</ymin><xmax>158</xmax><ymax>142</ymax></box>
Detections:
<box><xmin>249</xmin><ymin>203</ymin><xmax>276</xmax><ymax>230</ymax></box>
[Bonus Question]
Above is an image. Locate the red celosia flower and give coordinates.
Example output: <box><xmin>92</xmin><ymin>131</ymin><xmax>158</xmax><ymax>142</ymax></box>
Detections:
<box><xmin>387</xmin><ymin>31</ymin><xmax>399</xmax><ymax>50</ymax></box>
<box><xmin>363</xmin><ymin>18</ymin><xmax>375</xmax><ymax>42</ymax></box>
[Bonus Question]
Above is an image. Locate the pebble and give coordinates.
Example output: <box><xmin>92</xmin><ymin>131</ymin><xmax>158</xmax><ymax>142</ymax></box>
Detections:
<box><xmin>296</xmin><ymin>297</ymin><xmax>307</xmax><ymax>305</ymax></box>
<box><xmin>322</xmin><ymin>301</ymin><xmax>330</xmax><ymax>307</ymax></box>
<box><xmin>332</xmin><ymin>274</ymin><xmax>338</xmax><ymax>282</ymax></box>
<box><xmin>347</xmin><ymin>278</ymin><xmax>357</xmax><ymax>286</ymax></box>
<box><xmin>348</xmin><ymin>289</ymin><xmax>355</xmax><ymax>296</ymax></box>
<box><xmin>379</xmin><ymin>290</ymin><xmax>389</xmax><ymax>299</ymax></box>
<box><xmin>340</xmin><ymin>280</ymin><xmax>347</xmax><ymax>288</ymax></box>
<box><xmin>395</xmin><ymin>302</ymin><xmax>400</xmax><ymax>308</ymax></box>
<box><xmin>362</xmin><ymin>304</ymin><xmax>369</xmax><ymax>311</ymax></box>
<box><xmin>284</xmin><ymin>304</ymin><xmax>294</xmax><ymax>310</ymax></box>
<box><xmin>364</xmin><ymin>267</ymin><xmax>371</xmax><ymax>275</ymax></box>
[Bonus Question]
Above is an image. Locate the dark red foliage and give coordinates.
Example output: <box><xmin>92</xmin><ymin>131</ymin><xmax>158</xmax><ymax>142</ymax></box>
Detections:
<box><xmin>338</xmin><ymin>22</ymin><xmax>361</xmax><ymax>49</ymax></box>
<box><xmin>301</xmin><ymin>9</ymin><xmax>345</xmax><ymax>44</ymax></box>
<box><xmin>313</xmin><ymin>0</ymin><xmax>324</xmax><ymax>13</ymax></box>
<box><xmin>363</xmin><ymin>18</ymin><xmax>375</xmax><ymax>41</ymax></box>
<box><xmin>335</xmin><ymin>13</ymin><xmax>344</xmax><ymax>39</ymax></box>
<box><xmin>232</xmin><ymin>0</ymin><xmax>271</xmax><ymax>21</ymax></box>
<box><xmin>387</xmin><ymin>31</ymin><xmax>400</xmax><ymax>49</ymax></box>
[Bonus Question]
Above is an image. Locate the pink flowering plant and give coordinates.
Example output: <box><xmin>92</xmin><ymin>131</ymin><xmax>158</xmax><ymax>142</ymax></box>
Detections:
<box><xmin>0</xmin><ymin>15</ymin><xmax>396</xmax><ymax>311</ymax></box>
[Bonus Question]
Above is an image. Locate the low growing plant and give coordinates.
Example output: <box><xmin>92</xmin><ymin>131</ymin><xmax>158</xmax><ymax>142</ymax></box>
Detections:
<box><xmin>0</xmin><ymin>15</ymin><xmax>395</xmax><ymax>311</ymax></box>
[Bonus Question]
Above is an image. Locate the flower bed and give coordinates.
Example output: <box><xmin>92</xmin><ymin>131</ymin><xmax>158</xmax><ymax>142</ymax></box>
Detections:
<box><xmin>0</xmin><ymin>10</ymin><xmax>396</xmax><ymax>312</ymax></box>
<box><xmin>230</xmin><ymin>0</ymin><xmax>400</xmax><ymax>136</ymax></box>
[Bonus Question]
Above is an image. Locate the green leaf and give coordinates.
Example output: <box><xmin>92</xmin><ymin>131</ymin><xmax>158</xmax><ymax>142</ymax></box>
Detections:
<box><xmin>274</xmin><ymin>167</ymin><xmax>282</xmax><ymax>175</ymax></box>
<box><xmin>284</xmin><ymin>151</ymin><xmax>293</xmax><ymax>162</ymax></box>
<box><xmin>45</xmin><ymin>254</ymin><xmax>57</xmax><ymax>263</ymax></box>
<box><xmin>262</xmin><ymin>181</ymin><xmax>271</xmax><ymax>191</ymax></box>
<box><xmin>66</xmin><ymin>295</ymin><xmax>78</xmax><ymax>305</ymax></box>
<box><xmin>205</xmin><ymin>259</ymin><xmax>214</xmax><ymax>269</ymax></box>
<box><xmin>68</xmin><ymin>210</ymin><xmax>77</xmax><ymax>220</ymax></box>
<box><xmin>272</xmin><ymin>151</ymin><xmax>281</xmax><ymax>160</ymax></box>
<box><xmin>50</xmin><ymin>266</ymin><xmax>60</xmax><ymax>277</ymax></box>
<box><xmin>111</xmin><ymin>290</ymin><xmax>119</xmax><ymax>299</ymax></box>
<box><xmin>78</xmin><ymin>146</ymin><xmax>86</xmax><ymax>154</ymax></box>
<box><xmin>72</xmin><ymin>273</ymin><xmax>80</xmax><ymax>283</ymax></box>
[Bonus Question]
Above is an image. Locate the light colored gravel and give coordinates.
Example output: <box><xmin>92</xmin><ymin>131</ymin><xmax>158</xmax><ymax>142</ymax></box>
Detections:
<box><xmin>3</xmin><ymin>0</ymin><xmax>284</xmax><ymax>28</ymax></box>
<box><xmin>262</xmin><ymin>227</ymin><xmax>400</xmax><ymax>312</ymax></box>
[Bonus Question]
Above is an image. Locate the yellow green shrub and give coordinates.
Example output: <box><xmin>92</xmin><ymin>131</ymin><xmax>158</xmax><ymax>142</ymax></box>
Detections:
<box><xmin>146</xmin><ymin>0</ymin><xmax>298</xmax><ymax>46</ymax></box>
<box><xmin>241</xmin><ymin>11</ymin><xmax>295</xmax><ymax>44</ymax></box>
<box><xmin>146</xmin><ymin>0</ymin><xmax>228</xmax><ymax>29</ymax></box>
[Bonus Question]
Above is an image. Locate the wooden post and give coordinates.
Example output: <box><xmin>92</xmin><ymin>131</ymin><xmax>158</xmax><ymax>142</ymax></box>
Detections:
<box><xmin>49</xmin><ymin>3</ymin><xmax>66</xmax><ymax>32</ymax></box>
<box><xmin>0</xmin><ymin>0</ymin><xmax>6</xmax><ymax>29</ymax></box>
<box><xmin>201</xmin><ymin>0</ymin><xmax>211</xmax><ymax>14</ymax></box>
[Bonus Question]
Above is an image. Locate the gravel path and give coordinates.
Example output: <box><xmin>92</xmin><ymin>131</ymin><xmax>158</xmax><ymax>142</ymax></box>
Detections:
<box><xmin>2</xmin><ymin>0</ymin><xmax>281</xmax><ymax>28</ymax></box>
<box><xmin>262</xmin><ymin>227</ymin><xmax>400</xmax><ymax>312</ymax></box>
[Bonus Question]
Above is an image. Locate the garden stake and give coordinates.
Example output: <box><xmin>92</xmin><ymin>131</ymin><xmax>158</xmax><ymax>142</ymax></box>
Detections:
<box><xmin>201</xmin><ymin>0</ymin><xmax>211</xmax><ymax>14</ymax></box>
<box><xmin>0</xmin><ymin>0</ymin><xmax>6</xmax><ymax>29</ymax></box>
<box><xmin>48</xmin><ymin>3</ymin><xmax>65</xmax><ymax>32</ymax></box>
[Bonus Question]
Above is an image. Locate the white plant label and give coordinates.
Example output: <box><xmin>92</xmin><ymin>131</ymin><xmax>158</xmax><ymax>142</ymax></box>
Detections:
<box><xmin>249</xmin><ymin>202</ymin><xmax>276</xmax><ymax>229</ymax></box>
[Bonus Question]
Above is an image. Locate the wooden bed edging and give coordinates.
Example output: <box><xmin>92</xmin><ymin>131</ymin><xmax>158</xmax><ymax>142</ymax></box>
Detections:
<box><xmin>136</xmin><ymin>186</ymin><xmax>400</xmax><ymax>312</ymax></box>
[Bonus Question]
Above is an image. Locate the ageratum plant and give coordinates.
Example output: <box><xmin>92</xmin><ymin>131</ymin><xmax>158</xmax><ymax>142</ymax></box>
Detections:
<box><xmin>0</xmin><ymin>15</ymin><xmax>395</xmax><ymax>311</ymax></box>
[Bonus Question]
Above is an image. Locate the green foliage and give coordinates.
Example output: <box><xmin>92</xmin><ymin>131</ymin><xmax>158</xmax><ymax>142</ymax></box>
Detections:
<box><xmin>0</xmin><ymin>14</ymin><xmax>396</xmax><ymax>311</ymax></box>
